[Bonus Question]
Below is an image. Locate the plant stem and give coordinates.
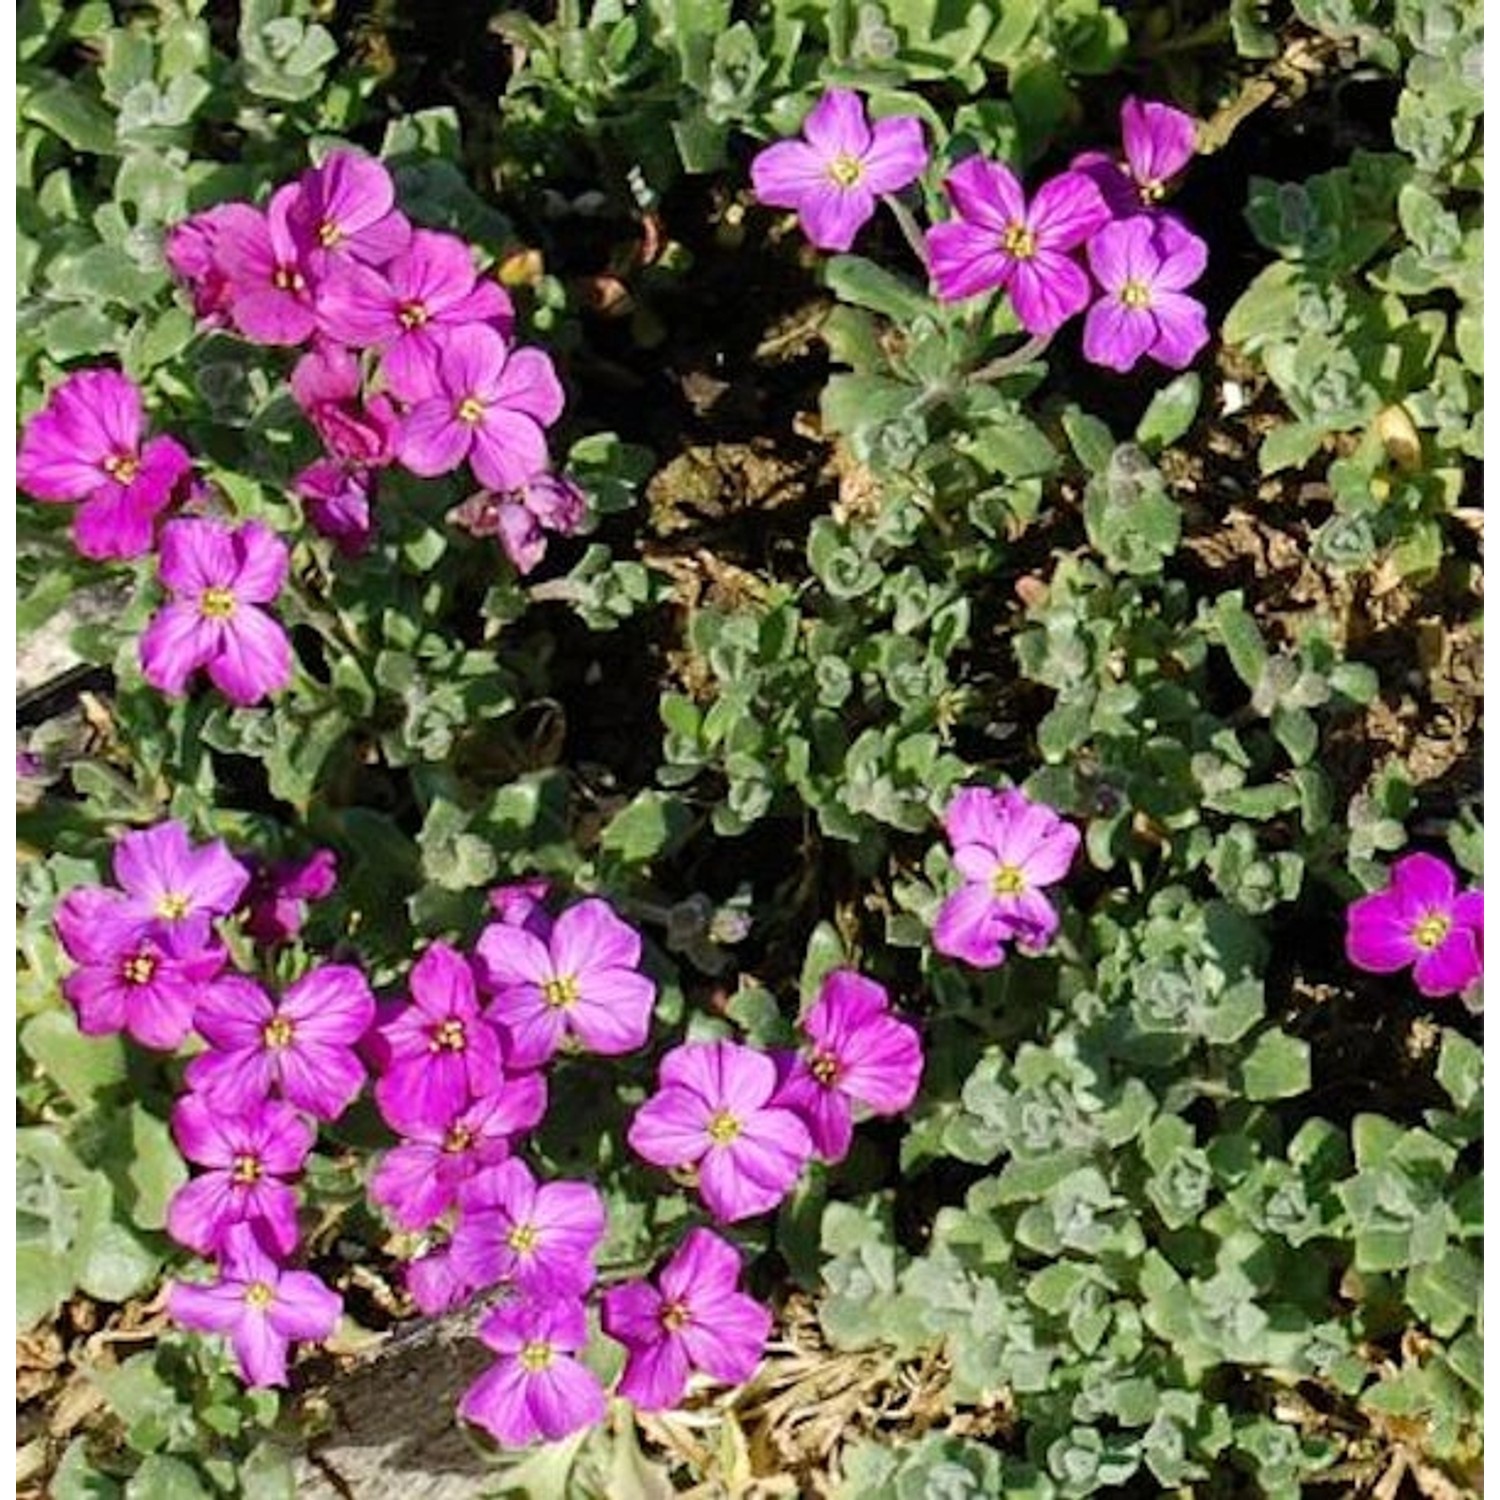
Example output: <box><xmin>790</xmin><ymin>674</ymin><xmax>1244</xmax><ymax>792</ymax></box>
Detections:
<box><xmin>968</xmin><ymin>333</ymin><xmax>1051</xmax><ymax>383</ymax></box>
<box><xmin>881</xmin><ymin>192</ymin><xmax>930</xmax><ymax>275</ymax></box>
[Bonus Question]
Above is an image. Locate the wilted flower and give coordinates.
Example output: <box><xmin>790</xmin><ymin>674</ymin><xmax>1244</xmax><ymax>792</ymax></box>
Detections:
<box><xmin>750</xmin><ymin>88</ymin><xmax>928</xmax><ymax>252</ymax></box>
<box><xmin>289</xmin><ymin>344</ymin><xmax>398</xmax><ymax>466</ymax></box>
<box><xmin>1082</xmin><ymin>216</ymin><xmax>1209</xmax><ymax>373</ymax></box>
<box><xmin>601</xmin><ymin>1228</ymin><xmax>771</xmax><ymax>1411</ymax></box>
<box><xmin>294</xmin><ymin>460</ymin><xmax>376</xmax><ymax>557</ymax></box>
<box><xmin>1346</xmin><ymin>853</ymin><xmax>1483</xmax><ymax>997</ymax></box>
<box><xmin>451</xmin><ymin>472</ymin><xmax>587</xmax><ymax>576</ymax></box>
<box><xmin>239</xmin><ymin>848</ymin><xmax>338</xmax><ymax>947</ymax></box>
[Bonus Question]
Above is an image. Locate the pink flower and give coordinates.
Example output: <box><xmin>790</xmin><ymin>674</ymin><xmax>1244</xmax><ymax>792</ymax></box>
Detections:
<box><xmin>927</xmin><ymin>159</ymin><xmax>1110</xmax><ymax>333</ymax></box>
<box><xmin>1072</xmin><ymin>97</ymin><xmax>1198</xmax><ymax>218</ymax></box>
<box><xmin>932</xmin><ymin>787</ymin><xmax>1079</xmax><ymax>969</ymax></box>
<box><xmin>108</xmin><ymin>819</ymin><xmax>250</xmax><ymax>944</ymax></box>
<box><xmin>289</xmin><ymin>344</ymin><xmax>398</xmax><ymax>465</ymax></box>
<box><xmin>187</xmin><ymin>964</ymin><xmax>376</xmax><ymax>1120</ymax></box>
<box><xmin>214</xmin><ymin>191</ymin><xmax>321</xmax><ymax>346</ymax></box>
<box><xmin>17</xmin><ymin>368</ymin><xmax>192</xmax><ymax>560</ymax></box>
<box><xmin>449</xmin><ymin>1159</ymin><xmax>606</xmax><ymax>1298</ymax></box>
<box><xmin>239</xmin><ymin>848</ymin><xmax>338</xmax><ymax>947</ymax></box>
<box><xmin>397</xmin><ymin>324</ymin><xmax>564</xmax><ymax>491</ymax></box>
<box><xmin>54</xmin><ymin>888</ymin><xmax>227</xmax><ymax>1050</ymax></box>
<box><xmin>168</xmin><ymin>1223</ymin><xmax>342</xmax><ymax>1388</ymax></box>
<box><xmin>1346</xmin><ymin>853</ymin><xmax>1483</xmax><ymax>998</ymax></box>
<box><xmin>451</xmin><ymin>473</ymin><xmax>588</xmax><ymax>576</ymax></box>
<box><xmin>458</xmin><ymin>1297</ymin><xmax>606</xmax><ymax>1447</ymax></box>
<box><xmin>405</xmin><ymin>1243</ymin><xmax>474</xmax><ymax>1317</ymax></box>
<box><xmin>628</xmin><ymin>1041</ymin><xmax>812</xmax><ymax>1223</ymax></box>
<box><xmin>475</xmin><ymin>896</ymin><xmax>656</xmax><ymax>1069</ymax></box>
<box><xmin>751</xmin><ymin>88</ymin><xmax>928</xmax><ymax>252</ymax></box>
<box><xmin>487</xmin><ymin>878</ymin><xmax>554</xmax><ymax>937</ymax></box>
<box><xmin>164</xmin><ymin>205</ymin><xmax>240</xmax><ymax>326</ymax></box>
<box><xmin>167</xmin><ymin>1094</ymin><xmax>314</xmax><ymax>1257</ymax></box>
<box><xmin>601</xmin><ymin>1228</ymin><xmax>770</xmax><ymax>1411</ymax></box>
<box><xmin>283</xmin><ymin>149</ymin><xmax>412</xmax><ymax>272</ymax></box>
<box><xmin>1081</xmin><ymin>216</ymin><xmax>1209</xmax><ymax>374</ymax></box>
<box><xmin>293</xmin><ymin>460</ymin><xmax>376</xmax><ymax>556</ymax></box>
<box><xmin>770</xmin><ymin>970</ymin><xmax>923</xmax><ymax>1163</ymax></box>
<box><xmin>371</xmin><ymin>942</ymin><xmax>508</xmax><ymax>1135</ymax></box>
<box><xmin>318</xmin><ymin>228</ymin><xmax>515</xmax><ymax>399</ymax></box>
<box><xmin>370</xmin><ymin>1076</ymin><xmax>548</xmax><ymax>1231</ymax></box>
<box><xmin>139</xmin><ymin>518</ymin><xmax>293</xmax><ymax>707</ymax></box>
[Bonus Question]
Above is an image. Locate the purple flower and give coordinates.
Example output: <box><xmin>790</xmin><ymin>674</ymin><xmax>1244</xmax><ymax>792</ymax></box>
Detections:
<box><xmin>1072</xmin><ymin>97</ymin><xmax>1198</xmax><ymax>217</ymax></box>
<box><xmin>17</xmin><ymin>368</ymin><xmax>192</xmax><ymax>560</ymax></box>
<box><xmin>167</xmin><ymin>1094</ymin><xmax>314</xmax><ymax>1257</ymax></box>
<box><xmin>770</xmin><ymin>970</ymin><xmax>923</xmax><ymax>1163</ymax></box>
<box><xmin>932</xmin><ymin>787</ymin><xmax>1080</xmax><ymax>969</ymax></box>
<box><xmin>239</xmin><ymin>848</ymin><xmax>338</xmax><ymax>948</ymax></box>
<box><xmin>451</xmin><ymin>473</ymin><xmax>588</xmax><ymax>576</ymax></box>
<box><xmin>487</xmin><ymin>878</ymin><xmax>554</xmax><ymax>937</ymax></box>
<box><xmin>1346</xmin><ymin>853</ymin><xmax>1484</xmax><ymax>998</ymax></box>
<box><xmin>475</xmin><ymin>896</ymin><xmax>657</xmax><ymax>1069</ymax></box>
<box><xmin>601</xmin><ymin>1228</ymin><xmax>771</xmax><ymax>1411</ymax></box>
<box><xmin>109</xmin><ymin>819</ymin><xmax>250</xmax><ymax>942</ymax></box>
<box><xmin>458</xmin><ymin>1297</ymin><xmax>606</xmax><ymax>1447</ymax></box>
<box><xmin>318</xmin><ymin>228</ymin><xmax>516</xmax><ymax>399</ymax></box>
<box><xmin>449</xmin><ymin>1159</ymin><xmax>606</xmax><ymax>1298</ymax></box>
<box><xmin>751</xmin><ymin>88</ymin><xmax>928</xmax><ymax>252</ymax></box>
<box><xmin>164</xmin><ymin>205</ymin><xmax>240</xmax><ymax>326</ymax></box>
<box><xmin>370</xmin><ymin>1075</ymin><xmax>548</xmax><ymax>1232</ymax></box>
<box><xmin>628</xmin><ymin>1041</ymin><xmax>812</xmax><ymax>1223</ymax></box>
<box><xmin>294</xmin><ymin>460</ymin><xmax>376</xmax><ymax>556</ymax></box>
<box><xmin>1082</xmin><ymin>216</ymin><xmax>1209</xmax><ymax>374</ymax></box>
<box><xmin>372</xmin><ymin>942</ymin><xmax>508</xmax><ymax>1135</ymax></box>
<box><xmin>397</xmin><ymin>325</ymin><xmax>564</xmax><ymax>492</ymax></box>
<box><xmin>139</xmin><ymin>518</ymin><xmax>293</xmax><ymax>707</ymax></box>
<box><xmin>405</xmin><ymin>1243</ymin><xmax>474</xmax><ymax>1317</ymax></box>
<box><xmin>289</xmin><ymin>344</ymin><xmax>398</xmax><ymax>466</ymax></box>
<box><xmin>283</xmin><ymin>149</ymin><xmax>412</xmax><ymax>272</ymax></box>
<box><xmin>187</xmin><ymin>964</ymin><xmax>376</xmax><ymax>1120</ymax></box>
<box><xmin>54</xmin><ymin>889</ymin><xmax>226</xmax><ymax>1050</ymax></box>
<box><xmin>168</xmin><ymin>1223</ymin><xmax>341</xmax><ymax>1388</ymax></box>
<box><xmin>927</xmin><ymin>159</ymin><xmax>1110</xmax><ymax>333</ymax></box>
<box><xmin>214</xmin><ymin>189</ymin><xmax>322</xmax><ymax>345</ymax></box>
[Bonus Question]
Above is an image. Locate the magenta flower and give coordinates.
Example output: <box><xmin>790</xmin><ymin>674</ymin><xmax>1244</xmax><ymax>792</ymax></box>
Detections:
<box><xmin>107</xmin><ymin>819</ymin><xmax>250</xmax><ymax>943</ymax></box>
<box><xmin>927</xmin><ymin>159</ymin><xmax>1110</xmax><ymax>333</ymax></box>
<box><xmin>405</xmin><ymin>1243</ymin><xmax>474</xmax><ymax>1317</ymax></box>
<box><xmin>372</xmin><ymin>942</ymin><xmax>508</xmax><ymax>1135</ymax></box>
<box><xmin>214</xmin><ymin>190</ymin><xmax>321</xmax><ymax>346</ymax></box>
<box><xmin>451</xmin><ymin>473</ymin><xmax>588</xmax><ymax>576</ymax></box>
<box><xmin>164</xmin><ymin>205</ymin><xmax>240</xmax><ymax>326</ymax></box>
<box><xmin>284</xmin><ymin>149</ymin><xmax>411</xmax><ymax>272</ymax></box>
<box><xmin>318</xmin><ymin>228</ymin><xmax>516</xmax><ymax>399</ymax></box>
<box><xmin>167</xmin><ymin>1094</ymin><xmax>314</xmax><ymax>1257</ymax></box>
<box><xmin>751</xmin><ymin>88</ymin><xmax>927</xmax><ymax>252</ymax></box>
<box><xmin>139</xmin><ymin>518</ymin><xmax>293</xmax><ymax>707</ymax></box>
<box><xmin>932</xmin><ymin>787</ymin><xmax>1080</xmax><ymax>969</ymax></box>
<box><xmin>54</xmin><ymin>888</ymin><xmax>227</xmax><ymax>1050</ymax></box>
<box><xmin>239</xmin><ymin>848</ymin><xmax>338</xmax><ymax>947</ymax></box>
<box><xmin>475</xmin><ymin>896</ymin><xmax>657</xmax><ymax>1069</ymax></box>
<box><xmin>1071</xmin><ymin>97</ymin><xmax>1198</xmax><ymax>218</ymax></box>
<box><xmin>601</xmin><ymin>1228</ymin><xmax>771</xmax><ymax>1411</ymax></box>
<box><xmin>449</xmin><ymin>1159</ymin><xmax>606</xmax><ymax>1297</ymax></box>
<box><xmin>294</xmin><ymin>459</ymin><xmax>376</xmax><ymax>557</ymax></box>
<box><xmin>17</xmin><ymin>368</ymin><xmax>192</xmax><ymax>560</ymax></box>
<box><xmin>397</xmin><ymin>325</ymin><xmax>564</xmax><ymax>492</ymax></box>
<box><xmin>1082</xmin><ymin>216</ymin><xmax>1209</xmax><ymax>374</ymax></box>
<box><xmin>289</xmin><ymin>344</ymin><xmax>398</xmax><ymax>465</ymax></box>
<box><xmin>628</xmin><ymin>1041</ymin><xmax>812</xmax><ymax>1223</ymax></box>
<box><xmin>770</xmin><ymin>970</ymin><xmax>923</xmax><ymax>1163</ymax></box>
<box><xmin>459</xmin><ymin>1297</ymin><xmax>607</xmax><ymax>1447</ymax></box>
<box><xmin>168</xmin><ymin>1223</ymin><xmax>341</xmax><ymax>1388</ymax></box>
<box><xmin>1346</xmin><ymin>853</ymin><xmax>1483</xmax><ymax>998</ymax></box>
<box><xmin>370</xmin><ymin>1075</ymin><xmax>548</xmax><ymax>1232</ymax></box>
<box><xmin>487</xmin><ymin>878</ymin><xmax>554</xmax><ymax>938</ymax></box>
<box><xmin>187</xmin><ymin>964</ymin><xmax>376</xmax><ymax>1120</ymax></box>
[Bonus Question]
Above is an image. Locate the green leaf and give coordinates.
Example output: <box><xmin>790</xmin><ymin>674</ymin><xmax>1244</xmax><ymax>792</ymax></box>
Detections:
<box><xmin>1239</xmin><ymin>1028</ymin><xmax>1311</xmax><ymax>1100</ymax></box>
<box><xmin>824</xmin><ymin>254</ymin><xmax>932</xmax><ymax>322</ymax></box>
<box><xmin>124</xmin><ymin>1457</ymin><xmax>209</xmax><ymax>1500</ymax></box>
<box><xmin>1214</xmin><ymin>595</ymin><xmax>1269</xmax><ymax>693</ymax></box>
<box><xmin>20</xmin><ymin>1012</ymin><xmax>127</xmax><ymax>1108</ymax></box>
<box><xmin>599</xmin><ymin>790</ymin><xmax>693</xmax><ymax>865</ymax></box>
<box><xmin>1061</xmin><ymin>405</ymin><xmax>1115</xmax><ymax>471</ymax></box>
<box><xmin>23</xmin><ymin>81</ymin><xmax>119</xmax><ymax>154</ymax></box>
<box><xmin>1435</xmin><ymin>1029</ymin><xmax>1481</xmax><ymax>1113</ymax></box>
<box><xmin>1135</xmin><ymin>372</ymin><xmax>1202</xmax><ymax>451</ymax></box>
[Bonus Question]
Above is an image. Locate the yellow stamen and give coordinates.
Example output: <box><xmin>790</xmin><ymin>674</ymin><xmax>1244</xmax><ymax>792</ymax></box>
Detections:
<box><xmin>443</xmin><ymin>1125</ymin><xmax>474</xmax><ymax>1154</ymax></box>
<box><xmin>429</xmin><ymin>1018</ymin><xmax>467</xmax><ymax>1052</ymax></box>
<box><xmin>992</xmin><ymin>863</ymin><xmax>1027</xmax><ymax>895</ymax></box>
<box><xmin>199</xmin><ymin>587</ymin><xmax>237</xmax><ymax>620</ymax></box>
<box><xmin>542</xmin><ymin>975</ymin><xmax>579</xmax><ymax>1010</ymax></box>
<box><xmin>519</xmin><ymin>1340</ymin><xmax>553</xmax><ymax>1372</ymax></box>
<box><xmin>122</xmin><ymin>953</ymin><xmax>157</xmax><ymax>986</ymax></box>
<box><xmin>1139</xmin><ymin>178</ymin><xmax>1166</xmax><ymax>204</ymax></box>
<box><xmin>707</xmin><ymin>1110</ymin><xmax>742</xmax><ymax>1145</ymax></box>
<box><xmin>827</xmin><ymin>153</ymin><xmax>863</xmax><ymax>188</ymax></box>
<box><xmin>273</xmin><ymin>266</ymin><xmax>305</xmax><ymax>293</ymax></box>
<box><xmin>1119</xmin><ymin>279</ymin><xmax>1152</xmax><ymax>309</ymax></box>
<box><xmin>507</xmin><ymin>1222</ymin><xmax>540</xmax><ymax>1254</ymax></box>
<box><xmin>398</xmin><ymin>301</ymin><xmax>429</xmax><ymax>329</ymax></box>
<box><xmin>456</xmin><ymin>396</ymin><xmax>486</xmax><ymax>425</ymax></box>
<box><xmin>157</xmin><ymin>892</ymin><xmax>191</xmax><ymax>919</ymax></box>
<box><xmin>660</xmin><ymin>1299</ymin><xmax>691</xmax><ymax>1332</ymax></box>
<box><xmin>263</xmin><ymin>1016</ymin><xmax>295</xmax><ymax>1050</ymax></box>
<box><xmin>103</xmin><ymin>452</ymin><xmax>140</xmax><ymax>483</ymax></box>
<box><xmin>317</xmin><ymin>220</ymin><xmax>342</xmax><ymax>248</ymax></box>
<box><xmin>1001</xmin><ymin>222</ymin><xmax>1036</xmax><ymax>259</ymax></box>
<box><xmin>1412</xmin><ymin>912</ymin><xmax>1451</xmax><ymax>951</ymax></box>
<box><xmin>231</xmin><ymin>1154</ymin><xmax>262</xmax><ymax>1185</ymax></box>
<box><xmin>810</xmin><ymin>1051</ymin><xmax>840</xmax><ymax>1086</ymax></box>
<box><xmin>244</xmin><ymin>1281</ymin><xmax>274</xmax><ymax>1308</ymax></box>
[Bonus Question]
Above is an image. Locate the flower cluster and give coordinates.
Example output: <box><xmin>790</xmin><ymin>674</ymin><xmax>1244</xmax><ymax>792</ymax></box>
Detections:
<box><xmin>751</xmin><ymin>92</ymin><xmax>1208</xmax><ymax>374</ymax></box>
<box><xmin>1346</xmin><ymin>853</ymin><xmax>1484</xmax><ymax>998</ymax></box>
<box><xmin>51</xmin><ymin>821</ymin><xmax>350</xmax><ymax>1384</ymax></box>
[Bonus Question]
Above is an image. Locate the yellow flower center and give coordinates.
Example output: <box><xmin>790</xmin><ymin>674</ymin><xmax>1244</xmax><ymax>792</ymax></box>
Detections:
<box><xmin>1119</xmin><ymin>279</ymin><xmax>1152</xmax><ymax>309</ymax></box>
<box><xmin>660</xmin><ymin>1298</ymin><xmax>691</xmax><ymax>1332</ymax></box>
<box><xmin>273</xmin><ymin>265</ymin><xmax>304</xmax><ymax>293</ymax></box>
<box><xmin>103</xmin><ymin>451</ymin><xmax>140</xmax><ymax>483</ymax></box>
<box><xmin>707</xmin><ymin>1110</ymin><xmax>742</xmax><ymax>1145</ymax></box>
<box><xmin>443</xmin><ymin>1125</ymin><xmax>474</xmax><ymax>1153</ymax></box>
<box><xmin>244</xmin><ymin>1281</ymin><xmax>274</xmax><ymax>1308</ymax></box>
<box><xmin>827</xmin><ymin>153</ymin><xmax>864</xmax><ymax>188</ymax></box>
<box><xmin>457</xmin><ymin>395</ymin><xmax>486</xmax><ymax>425</ymax></box>
<box><xmin>122</xmin><ymin>952</ymin><xmax>157</xmax><ymax>986</ymax></box>
<box><xmin>430</xmin><ymin>1018</ymin><xmax>467</xmax><ymax>1052</ymax></box>
<box><xmin>507</xmin><ymin>1221</ymin><xmax>540</xmax><ymax>1254</ymax></box>
<box><xmin>1412</xmin><ymin>912</ymin><xmax>1451</xmax><ymax>951</ymax></box>
<box><xmin>1001</xmin><ymin>221</ymin><xmax>1036</xmax><ymax>259</ymax></box>
<box><xmin>810</xmin><ymin>1051</ymin><xmax>841</xmax><ymax>1086</ymax></box>
<box><xmin>200</xmin><ymin>587</ymin><xmax>237</xmax><ymax>620</ymax></box>
<box><xmin>231</xmin><ymin>1154</ymin><xmax>262</xmax><ymax>1185</ymax></box>
<box><xmin>398</xmin><ymin>301</ymin><xmax>429</xmax><ymax>329</ymax></box>
<box><xmin>317</xmin><ymin>219</ymin><xmax>342</xmax><ymax>248</ymax></box>
<box><xmin>991</xmin><ymin>863</ymin><xmax>1027</xmax><ymax>896</ymax></box>
<box><xmin>542</xmin><ymin>975</ymin><xmax>580</xmax><ymax>1010</ymax></box>
<box><xmin>263</xmin><ymin>1016</ymin><xmax>295</xmax><ymax>1050</ymax></box>
<box><xmin>1139</xmin><ymin>178</ymin><xmax>1166</xmax><ymax>204</ymax></box>
<box><xmin>156</xmin><ymin>891</ymin><xmax>192</xmax><ymax>919</ymax></box>
<box><xmin>519</xmin><ymin>1340</ymin><xmax>554</xmax><ymax>1372</ymax></box>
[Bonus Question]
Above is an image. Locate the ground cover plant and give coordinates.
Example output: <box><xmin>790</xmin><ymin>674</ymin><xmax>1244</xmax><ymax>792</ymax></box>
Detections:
<box><xmin>15</xmin><ymin>0</ymin><xmax>1483</xmax><ymax>1496</ymax></box>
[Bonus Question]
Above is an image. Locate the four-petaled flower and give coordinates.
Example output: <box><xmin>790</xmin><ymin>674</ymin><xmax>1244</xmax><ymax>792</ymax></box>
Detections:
<box><xmin>750</xmin><ymin>88</ymin><xmax>928</xmax><ymax>252</ymax></box>
<box><xmin>283</xmin><ymin>148</ymin><xmax>412</xmax><ymax>272</ymax></box>
<box><xmin>1082</xmin><ymin>215</ymin><xmax>1209</xmax><ymax>373</ymax></box>
<box><xmin>601</xmin><ymin>1228</ymin><xmax>771</xmax><ymax>1411</ymax></box>
<box><xmin>1346</xmin><ymin>853</ymin><xmax>1483</xmax><ymax>998</ymax></box>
